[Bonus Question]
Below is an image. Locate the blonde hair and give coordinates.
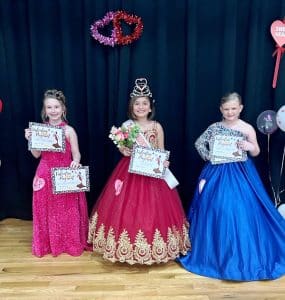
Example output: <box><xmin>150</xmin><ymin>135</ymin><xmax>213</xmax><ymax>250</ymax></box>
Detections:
<box><xmin>41</xmin><ymin>89</ymin><xmax>67</xmax><ymax>122</ymax></box>
<box><xmin>220</xmin><ymin>92</ymin><xmax>242</xmax><ymax>106</ymax></box>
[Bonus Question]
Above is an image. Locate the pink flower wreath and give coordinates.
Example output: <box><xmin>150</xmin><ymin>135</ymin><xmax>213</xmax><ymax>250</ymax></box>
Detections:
<box><xmin>90</xmin><ymin>10</ymin><xmax>143</xmax><ymax>47</ymax></box>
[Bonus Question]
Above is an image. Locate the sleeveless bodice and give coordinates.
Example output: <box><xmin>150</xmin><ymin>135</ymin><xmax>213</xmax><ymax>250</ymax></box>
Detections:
<box><xmin>40</xmin><ymin>123</ymin><xmax>72</xmax><ymax>168</ymax></box>
<box><xmin>141</xmin><ymin>121</ymin><xmax>159</xmax><ymax>148</ymax></box>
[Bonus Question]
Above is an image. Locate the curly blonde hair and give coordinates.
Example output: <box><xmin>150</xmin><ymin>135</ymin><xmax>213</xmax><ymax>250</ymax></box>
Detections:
<box><xmin>41</xmin><ymin>89</ymin><xmax>67</xmax><ymax>122</ymax></box>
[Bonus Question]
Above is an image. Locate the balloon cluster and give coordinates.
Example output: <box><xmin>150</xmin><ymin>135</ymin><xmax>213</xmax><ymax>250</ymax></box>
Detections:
<box><xmin>257</xmin><ymin>106</ymin><xmax>285</xmax><ymax>134</ymax></box>
<box><xmin>257</xmin><ymin>106</ymin><xmax>285</xmax><ymax>212</ymax></box>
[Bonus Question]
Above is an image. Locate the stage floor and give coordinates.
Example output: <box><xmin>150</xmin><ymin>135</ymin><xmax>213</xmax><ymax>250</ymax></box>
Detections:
<box><xmin>1</xmin><ymin>218</ymin><xmax>285</xmax><ymax>300</ymax></box>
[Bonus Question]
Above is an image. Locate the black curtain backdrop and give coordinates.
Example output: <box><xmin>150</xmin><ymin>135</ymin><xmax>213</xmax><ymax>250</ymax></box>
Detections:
<box><xmin>1</xmin><ymin>0</ymin><xmax>285</xmax><ymax>220</ymax></box>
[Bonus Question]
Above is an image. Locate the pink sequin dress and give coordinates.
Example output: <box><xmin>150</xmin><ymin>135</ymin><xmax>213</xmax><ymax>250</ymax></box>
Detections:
<box><xmin>88</xmin><ymin>121</ymin><xmax>190</xmax><ymax>265</ymax></box>
<box><xmin>32</xmin><ymin>122</ymin><xmax>88</xmax><ymax>257</ymax></box>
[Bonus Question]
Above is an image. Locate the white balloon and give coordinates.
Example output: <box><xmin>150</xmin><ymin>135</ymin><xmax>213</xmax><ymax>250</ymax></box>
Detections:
<box><xmin>276</xmin><ymin>105</ymin><xmax>285</xmax><ymax>132</ymax></box>
<box><xmin>278</xmin><ymin>203</ymin><xmax>285</xmax><ymax>218</ymax></box>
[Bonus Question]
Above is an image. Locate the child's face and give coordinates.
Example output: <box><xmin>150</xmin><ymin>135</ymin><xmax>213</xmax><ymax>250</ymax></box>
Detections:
<box><xmin>132</xmin><ymin>97</ymin><xmax>151</xmax><ymax>119</ymax></box>
<box><xmin>44</xmin><ymin>98</ymin><xmax>65</xmax><ymax>123</ymax></box>
<box><xmin>220</xmin><ymin>99</ymin><xmax>243</xmax><ymax>122</ymax></box>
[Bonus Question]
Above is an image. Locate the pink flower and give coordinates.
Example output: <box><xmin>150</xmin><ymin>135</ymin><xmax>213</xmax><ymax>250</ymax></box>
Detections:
<box><xmin>114</xmin><ymin>132</ymin><xmax>125</xmax><ymax>141</ymax></box>
<box><xmin>110</xmin><ymin>126</ymin><xmax>118</xmax><ymax>135</ymax></box>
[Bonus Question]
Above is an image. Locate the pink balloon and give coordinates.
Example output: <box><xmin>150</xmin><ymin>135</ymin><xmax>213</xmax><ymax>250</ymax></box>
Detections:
<box><xmin>256</xmin><ymin>110</ymin><xmax>278</xmax><ymax>134</ymax></box>
<box><xmin>271</xmin><ymin>20</ymin><xmax>285</xmax><ymax>47</ymax></box>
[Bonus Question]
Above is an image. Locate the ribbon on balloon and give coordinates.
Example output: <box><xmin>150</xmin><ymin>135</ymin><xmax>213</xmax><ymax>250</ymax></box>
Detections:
<box><xmin>271</xmin><ymin>20</ymin><xmax>285</xmax><ymax>88</ymax></box>
<box><xmin>257</xmin><ymin>107</ymin><xmax>285</xmax><ymax>208</ymax></box>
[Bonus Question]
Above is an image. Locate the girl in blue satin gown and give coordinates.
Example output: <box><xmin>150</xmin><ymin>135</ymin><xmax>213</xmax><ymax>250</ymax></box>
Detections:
<box><xmin>178</xmin><ymin>92</ymin><xmax>285</xmax><ymax>281</ymax></box>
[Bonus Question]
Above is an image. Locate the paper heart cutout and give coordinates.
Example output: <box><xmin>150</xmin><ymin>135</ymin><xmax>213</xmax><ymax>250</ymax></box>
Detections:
<box><xmin>114</xmin><ymin>179</ymin><xmax>123</xmax><ymax>196</ymax></box>
<box><xmin>33</xmin><ymin>176</ymin><xmax>45</xmax><ymax>191</ymax></box>
<box><xmin>271</xmin><ymin>20</ymin><xmax>285</xmax><ymax>47</ymax></box>
<box><xmin>113</xmin><ymin>11</ymin><xmax>143</xmax><ymax>45</ymax></box>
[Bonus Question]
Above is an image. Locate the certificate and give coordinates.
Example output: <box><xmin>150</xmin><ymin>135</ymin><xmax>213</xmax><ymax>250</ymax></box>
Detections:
<box><xmin>28</xmin><ymin>122</ymin><xmax>65</xmax><ymax>152</ymax></box>
<box><xmin>51</xmin><ymin>166</ymin><xmax>90</xmax><ymax>194</ymax></box>
<box><xmin>209</xmin><ymin>134</ymin><xmax>247</xmax><ymax>164</ymax></box>
<box><xmin>128</xmin><ymin>145</ymin><xmax>170</xmax><ymax>179</ymax></box>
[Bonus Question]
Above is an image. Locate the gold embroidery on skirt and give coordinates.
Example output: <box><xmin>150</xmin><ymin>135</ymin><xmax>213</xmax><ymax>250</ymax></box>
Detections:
<box><xmin>94</xmin><ymin>224</ymin><xmax>107</xmax><ymax>251</ymax></box>
<box><xmin>87</xmin><ymin>212</ymin><xmax>98</xmax><ymax>244</ymax></box>
<box><xmin>104</xmin><ymin>228</ymin><xmax>116</xmax><ymax>261</ymax></box>
<box><xmin>152</xmin><ymin>229</ymin><xmax>168</xmax><ymax>262</ymax></box>
<box><xmin>134</xmin><ymin>230</ymin><xmax>152</xmax><ymax>264</ymax></box>
<box><xmin>115</xmin><ymin>229</ymin><xmax>133</xmax><ymax>263</ymax></box>
<box><xmin>88</xmin><ymin>212</ymin><xmax>190</xmax><ymax>264</ymax></box>
<box><xmin>182</xmin><ymin>223</ymin><xmax>191</xmax><ymax>253</ymax></box>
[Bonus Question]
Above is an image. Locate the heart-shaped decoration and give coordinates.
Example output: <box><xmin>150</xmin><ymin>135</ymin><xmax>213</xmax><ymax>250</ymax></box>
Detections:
<box><xmin>33</xmin><ymin>176</ymin><xmax>45</xmax><ymax>191</ymax></box>
<box><xmin>271</xmin><ymin>20</ymin><xmax>285</xmax><ymax>47</ymax></box>
<box><xmin>114</xmin><ymin>179</ymin><xmax>123</xmax><ymax>196</ymax></box>
<box><xmin>113</xmin><ymin>11</ymin><xmax>143</xmax><ymax>45</ymax></box>
<box><xmin>130</xmin><ymin>78</ymin><xmax>152</xmax><ymax>98</ymax></box>
<box><xmin>136</xmin><ymin>78</ymin><xmax>147</xmax><ymax>88</ymax></box>
<box><xmin>91</xmin><ymin>11</ymin><xmax>143</xmax><ymax>47</ymax></box>
<box><xmin>90</xmin><ymin>11</ymin><xmax>116</xmax><ymax>47</ymax></box>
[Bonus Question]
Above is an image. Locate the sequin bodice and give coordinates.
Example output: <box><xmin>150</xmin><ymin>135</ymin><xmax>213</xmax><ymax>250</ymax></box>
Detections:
<box><xmin>141</xmin><ymin>121</ymin><xmax>159</xmax><ymax>149</ymax></box>
<box><xmin>195</xmin><ymin>122</ymin><xmax>247</xmax><ymax>161</ymax></box>
<box><xmin>40</xmin><ymin>123</ymin><xmax>72</xmax><ymax>167</ymax></box>
<box><xmin>122</xmin><ymin>119</ymin><xmax>159</xmax><ymax>149</ymax></box>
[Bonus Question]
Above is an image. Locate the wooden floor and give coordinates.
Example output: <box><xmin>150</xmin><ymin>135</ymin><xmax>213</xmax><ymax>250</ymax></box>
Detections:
<box><xmin>1</xmin><ymin>219</ymin><xmax>285</xmax><ymax>300</ymax></box>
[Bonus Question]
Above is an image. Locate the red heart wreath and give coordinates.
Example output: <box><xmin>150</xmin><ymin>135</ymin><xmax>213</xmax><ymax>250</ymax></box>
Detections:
<box><xmin>90</xmin><ymin>10</ymin><xmax>143</xmax><ymax>47</ymax></box>
<box><xmin>113</xmin><ymin>11</ymin><xmax>143</xmax><ymax>45</ymax></box>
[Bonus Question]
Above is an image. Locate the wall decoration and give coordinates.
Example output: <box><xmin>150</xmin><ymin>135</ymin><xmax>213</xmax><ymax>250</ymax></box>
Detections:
<box><xmin>90</xmin><ymin>11</ymin><xmax>143</xmax><ymax>47</ymax></box>
<box><xmin>271</xmin><ymin>20</ymin><xmax>285</xmax><ymax>88</ymax></box>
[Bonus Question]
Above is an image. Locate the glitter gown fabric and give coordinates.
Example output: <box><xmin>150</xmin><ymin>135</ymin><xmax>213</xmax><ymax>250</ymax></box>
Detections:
<box><xmin>178</xmin><ymin>122</ymin><xmax>285</xmax><ymax>281</ymax></box>
<box><xmin>32</xmin><ymin>122</ymin><xmax>88</xmax><ymax>257</ymax></box>
<box><xmin>88</xmin><ymin>121</ymin><xmax>190</xmax><ymax>265</ymax></box>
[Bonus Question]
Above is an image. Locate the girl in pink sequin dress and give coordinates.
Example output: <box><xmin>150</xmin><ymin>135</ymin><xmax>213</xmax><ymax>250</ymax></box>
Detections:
<box><xmin>25</xmin><ymin>89</ymin><xmax>88</xmax><ymax>257</ymax></box>
<box><xmin>88</xmin><ymin>79</ymin><xmax>190</xmax><ymax>265</ymax></box>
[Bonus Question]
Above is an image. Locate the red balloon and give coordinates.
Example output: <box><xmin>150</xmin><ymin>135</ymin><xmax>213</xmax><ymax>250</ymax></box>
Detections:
<box><xmin>0</xmin><ymin>99</ymin><xmax>3</xmax><ymax>112</ymax></box>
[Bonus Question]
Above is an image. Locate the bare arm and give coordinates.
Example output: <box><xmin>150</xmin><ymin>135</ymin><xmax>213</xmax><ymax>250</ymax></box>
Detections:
<box><xmin>156</xmin><ymin>122</ymin><xmax>165</xmax><ymax>150</ymax></box>
<box><xmin>156</xmin><ymin>122</ymin><xmax>171</xmax><ymax>167</ymax></box>
<box><xmin>237</xmin><ymin>124</ymin><xmax>260</xmax><ymax>157</ymax></box>
<box><xmin>245</xmin><ymin>125</ymin><xmax>260</xmax><ymax>157</ymax></box>
<box><xmin>66</xmin><ymin>125</ymin><xmax>81</xmax><ymax>168</ymax></box>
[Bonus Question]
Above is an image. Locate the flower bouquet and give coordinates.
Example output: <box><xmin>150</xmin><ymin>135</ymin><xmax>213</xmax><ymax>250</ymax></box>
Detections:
<box><xmin>109</xmin><ymin>123</ymin><xmax>140</xmax><ymax>148</ymax></box>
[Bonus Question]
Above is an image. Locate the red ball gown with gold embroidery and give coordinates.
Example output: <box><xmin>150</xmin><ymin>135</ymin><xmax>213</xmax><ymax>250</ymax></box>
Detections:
<box><xmin>88</xmin><ymin>122</ymin><xmax>190</xmax><ymax>264</ymax></box>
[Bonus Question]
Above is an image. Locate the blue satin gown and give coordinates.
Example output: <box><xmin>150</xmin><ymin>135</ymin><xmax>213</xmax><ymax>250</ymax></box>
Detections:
<box><xmin>178</xmin><ymin>123</ymin><xmax>285</xmax><ymax>281</ymax></box>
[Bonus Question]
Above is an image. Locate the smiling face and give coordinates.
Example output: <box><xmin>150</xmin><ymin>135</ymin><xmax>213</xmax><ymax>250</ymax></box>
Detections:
<box><xmin>220</xmin><ymin>99</ymin><xmax>243</xmax><ymax>123</ymax></box>
<box><xmin>44</xmin><ymin>97</ymin><xmax>65</xmax><ymax>124</ymax></box>
<box><xmin>128</xmin><ymin>96</ymin><xmax>153</xmax><ymax>120</ymax></box>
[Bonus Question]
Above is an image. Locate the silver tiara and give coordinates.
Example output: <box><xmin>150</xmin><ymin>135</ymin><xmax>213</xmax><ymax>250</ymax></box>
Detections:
<box><xmin>130</xmin><ymin>78</ymin><xmax>152</xmax><ymax>98</ymax></box>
